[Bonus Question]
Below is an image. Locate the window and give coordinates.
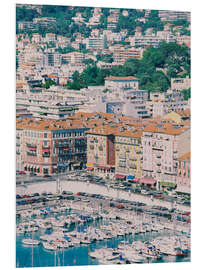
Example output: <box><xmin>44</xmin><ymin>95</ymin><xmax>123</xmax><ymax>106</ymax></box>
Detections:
<box><xmin>44</xmin><ymin>133</ymin><xmax>48</xmax><ymax>138</ymax></box>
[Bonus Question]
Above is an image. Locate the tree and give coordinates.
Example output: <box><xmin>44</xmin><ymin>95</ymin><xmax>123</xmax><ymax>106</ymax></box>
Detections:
<box><xmin>42</xmin><ymin>79</ymin><xmax>56</xmax><ymax>89</ymax></box>
<box><xmin>181</xmin><ymin>88</ymin><xmax>191</xmax><ymax>100</ymax></box>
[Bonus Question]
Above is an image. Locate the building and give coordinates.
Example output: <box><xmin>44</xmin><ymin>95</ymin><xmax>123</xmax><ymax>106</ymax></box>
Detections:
<box><xmin>113</xmin><ymin>48</ymin><xmax>143</xmax><ymax>64</ymax></box>
<box><xmin>114</xmin><ymin>130</ymin><xmax>143</xmax><ymax>178</ymax></box>
<box><xmin>171</xmin><ymin>77</ymin><xmax>191</xmax><ymax>91</ymax></box>
<box><xmin>61</xmin><ymin>52</ymin><xmax>84</xmax><ymax>64</ymax></box>
<box><xmin>43</xmin><ymin>53</ymin><xmax>61</xmax><ymax>67</ymax></box>
<box><xmin>45</xmin><ymin>33</ymin><xmax>56</xmax><ymax>43</ymax></box>
<box><xmin>142</xmin><ymin>122</ymin><xmax>190</xmax><ymax>188</ymax></box>
<box><xmin>86</xmin><ymin>37</ymin><xmax>106</xmax><ymax>50</ymax></box>
<box><xmin>158</xmin><ymin>10</ymin><xmax>190</xmax><ymax>22</ymax></box>
<box><xmin>16</xmin><ymin>128</ymin><xmax>24</xmax><ymax>171</ymax></box>
<box><xmin>105</xmin><ymin>76</ymin><xmax>139</xmax><ymax>91</ymax></box>
<box><xmin>86</xmin><ymin>126</ymin><xmax>116</xmax><ymax>177</ymax></box>
<box><xmin>16</xmin><ymin>91</ymin><xmax>83</xmax><ymax>120</ymax></box>
<box><xmin>16</xmin><ymin>119</ymin><xmax>88</xmax><ymax>175</ymax></box>
<box><xmin>176</xmin><ymin>152</ymin><xmax>190</xmax><ymax>194</ymax></box>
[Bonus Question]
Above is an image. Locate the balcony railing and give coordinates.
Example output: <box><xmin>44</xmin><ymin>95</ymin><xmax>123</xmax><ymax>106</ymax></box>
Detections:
<box><xmin>42</xmin><ymin>145</ymin><xmax>50</xmax><ymax>149</ymax></box>
<box><xmin>27</xmin><ymin>151</ymin><xmax>37</xmax><ymax>156</ymax></box>
<box><xmin>26</xmin><ymin>143</ymin><xmax>37</xmax><ymax>148</ymax></box>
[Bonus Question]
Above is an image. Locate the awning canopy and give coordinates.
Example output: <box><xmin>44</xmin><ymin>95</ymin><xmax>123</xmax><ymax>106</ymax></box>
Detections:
<box><xmin>138</xmin><ymin>178</ymin><xmax>157</xmax><ymax>185</ymax></box>
<box><xmin>115</xmin><ymin>174</ymin><xmax>126</xmax><ymax>180</ymax></box>
<box><xmin>86</xmin><ymin>167</ymin><xmax>94</xmax><ymax>171</ymax></box>
<box><xmin>96</xmin><ymin>166</ymin><xmax>111</xmax><ymax>170</ymax></box>
<box><xmin>42</xmin><ymin>148</ymin><xmax>50</xmax><ymax>152</ymax></box>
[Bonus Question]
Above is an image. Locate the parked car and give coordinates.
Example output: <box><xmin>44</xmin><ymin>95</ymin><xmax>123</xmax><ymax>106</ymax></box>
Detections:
<box><xmin>19</xmin><ymin>171</ymin><xmax>26</xmax><ymax>175</ymax></box>
<box><xmin>43</xmin><ymin>174</ymin><xmax>51</xmax><ymax>178</ymax></box>
<box><xmin>30</xmin><ymin>172</ymin><xmax>37</xmax><ymax>176</ymax></box>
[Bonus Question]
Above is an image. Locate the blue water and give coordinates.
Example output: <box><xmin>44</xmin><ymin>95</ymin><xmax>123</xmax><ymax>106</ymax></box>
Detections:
<box><xmin>16</xmin><ymin>212</ymin><xmax>190</xmax><ymax>267</ymax></box>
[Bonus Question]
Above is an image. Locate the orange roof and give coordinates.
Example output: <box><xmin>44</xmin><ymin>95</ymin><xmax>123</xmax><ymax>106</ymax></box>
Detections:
<box><xmin>105</xmin><ymin>76</ymin><xmax>139</xmax><ymax>81</ymax></box>
<box><xmin>178</xmin><ymin>152</ymin><xmax>190</xmax><ymax>161</ymax></box>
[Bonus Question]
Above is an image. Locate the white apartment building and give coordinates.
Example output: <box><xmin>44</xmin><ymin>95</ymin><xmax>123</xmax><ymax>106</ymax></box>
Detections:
<box><xmin>171</xmin><ymin>77</ymin><xmax>191</xmax><ymax>91</ymax></box>
<box><xmin>158</xmin><ymin>10</ymin><xmax>190</xmax><ymax>22</ymax></box>
<box><xmin>105</xmin><ymin>76</ymin><xmax>139</xmax><ymax>91</ymax></box>
<box><xmin>142</xmin><ymin>123</ymin><xmax>190</xmax><ymax>186</ymax></box>
<box><xmin>61</xmin><ymin>52</ymin><xmax>85</xmax><ymax>64</ymax></box>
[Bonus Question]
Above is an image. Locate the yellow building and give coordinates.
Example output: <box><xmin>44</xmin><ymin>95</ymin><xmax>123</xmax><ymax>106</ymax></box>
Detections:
<box><xmin>114</xmin><ymin>130</ymin><xmax>143</xmax><ymax>178</ymax></box>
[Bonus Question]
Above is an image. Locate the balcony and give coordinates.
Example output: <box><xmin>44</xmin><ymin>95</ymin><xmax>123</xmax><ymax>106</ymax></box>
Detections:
<box><xmin>26</xmin><ymin>143</ymin><xmax>37</xmax><ymax>148</ymax></box>
<box><xmin>55</xmin><ymin>143</ymin><xmax>69</xmax><ymax>148</ymax></box>
<box><xmin>42</xmin><ymin>145</ymin><xmax>50</xmax><ymax>149</ymax></box>
<box><xmin>27</xmin><ymin>151</ymin><xmax>37</xmax><ymax>156</ymax></box>
<box><xmin>129</xmin><ymin>164</ymin><xmax>136</xmax><ymax>169</ymax></box>
<box><xmin>152</xmin><ymin>146</ymin><xmax>163</xmax><ymax>151</ymax></box>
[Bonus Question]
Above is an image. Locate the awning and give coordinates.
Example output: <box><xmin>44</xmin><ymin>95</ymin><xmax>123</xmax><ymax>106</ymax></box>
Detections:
<box><xmin>86</xmin><ymin>167</ymin><xmax>94</xmax><ymax>171</ymax></box>
<box><xmin>29</xmin><ymin>147</ymin><xmax>36</xmax><ymax>151</ymax></box>
<box><xmin>115</xmin><ymin>174</ymin><xmax>126</xmax><ymax>180</ymax></box>
<box><xmin>160</xmin><ymin>181</ymin><xmax>177</xmax><ymax>188</ymax></box>
<box><xmin>138</xmin><ymin>178</ymin><xmax>157</xmax><ymax>185</ymax></box>
<box><xmin>127</xmin><ymin>175</ymin><xmax>135</xmax><ymax>180</ymax></box>
<box><xmin>42</xmin><ymin>148</ymin><xmax>50</xmax><ymax>152</ymax></box>
<box><xmin>86</xmin><ymin>163</ymin><xmax>93</xmax><ymax>167</ymax></box>
<box><xmin>131</xmin><ymin>178</ymin><xmax>140</xmax><ymax>182</ymax></box>
<box><xmin>96</xmin><ymin>166</ymin><xmax>110</xmax><ymax>170</ymax></box>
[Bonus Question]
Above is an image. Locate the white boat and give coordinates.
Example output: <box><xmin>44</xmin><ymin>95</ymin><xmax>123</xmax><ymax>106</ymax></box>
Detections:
<box><xmin>42</xmin><ymin>241</ymin><xmax>57</xmax><ymax>251</ymax></box>
<box><xmin>22</xmin><ymin>239</ymin><xmax>40</xmax><ymax>245</ymax></box>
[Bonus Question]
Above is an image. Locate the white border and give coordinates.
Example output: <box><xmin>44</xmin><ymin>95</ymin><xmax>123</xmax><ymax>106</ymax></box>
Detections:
<box><xmin>1</xmin><ymin>0</ymin><xmax>202</xmax><ymax>270</ymax></box>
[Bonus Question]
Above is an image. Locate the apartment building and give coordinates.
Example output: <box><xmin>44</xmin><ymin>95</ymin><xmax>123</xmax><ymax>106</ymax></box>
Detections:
<box><xmin>142</xmin><ymin>122</ymin><xmax>190</xmax><ymax>187</ymax></box>
<box><xmin>105</xmin><ymin>76</ymin><xmax>139</xmax><ymax>91</ymax></box>
<box><xmin>86</xmin><ymin>126</ymin><xmax>116</xmax><ymax>176</ymax></box>
<box><xmin>86</xmin><ymin>37</ymin><xmax>106</xmax><ymax>50</ymax></box>
<box><xmin>16</xmin><ymin>119</ymin><xmax>88</xmax><ymax>175</ymax></box>
<box><xmin>114</xmin><ymin>130</ymin><xmax>142</xmax><ymax>178</ymax></box>
<box><xmin>158</xmin><ymin>10</ymin><xmax>190</xmax><ymax>22</ymax></box>
<box><xmin>113</xmin><ymin>48</ymin><xmax>143</xmax><ymax>64</ymax></box>
<box><xmin>61</xmin><ymin>52</ymin><xmax>84</xmax><ymax>65</ymax></box>
<box><xmin>176</xmin><ymin>152</ymin><xmax>190</xmax><ymax>194</ymax></box>
<box><xmin>171</xmin><ymin>77</ymin><xmax>191</xmax><ymax>91</ymax></box>
<box><xmin>16</xmin><ymin>92</ymin><xmax>83</xmax><ymax>120</ymax></box>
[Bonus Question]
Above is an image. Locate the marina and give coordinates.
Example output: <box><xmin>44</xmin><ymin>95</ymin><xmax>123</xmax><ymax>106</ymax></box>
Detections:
<box><xmin>16</xmin><ymin>181</ymin><xmax>190</xmax><ymax>267</ymax></box>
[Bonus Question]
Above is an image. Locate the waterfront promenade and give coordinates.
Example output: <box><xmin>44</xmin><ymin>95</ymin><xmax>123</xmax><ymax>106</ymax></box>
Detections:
<box><xmin>16</xmin><ymin>180</ymin><xmax>190</xmax><ymax>212</ymax></box>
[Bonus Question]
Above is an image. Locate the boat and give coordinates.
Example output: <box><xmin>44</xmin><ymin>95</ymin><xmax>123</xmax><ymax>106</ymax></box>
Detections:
<box><xmin>42</xmin><ymin>241</ymin><xmax>57</xmax><ymax>251</ymax></box>
<box><xmin>22</xmin><ymin>239</ymin><xmax>40</xmax><ymax>245</ymax></box>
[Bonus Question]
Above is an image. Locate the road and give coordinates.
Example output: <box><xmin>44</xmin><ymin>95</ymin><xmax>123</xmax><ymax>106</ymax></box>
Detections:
<box><xmin>16</xmin><ymin>180</ymin><xmax>190</xmax><ymax>212</ymax></box>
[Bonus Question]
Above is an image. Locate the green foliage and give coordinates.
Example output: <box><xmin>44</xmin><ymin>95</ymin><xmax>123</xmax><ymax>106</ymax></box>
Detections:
<box><xmin>56</xmin><ymin>46</ymin><xmax>75</xmax><ymax>54</ymax></box>
<box><xmin>42</xmin><ymin>79</ymin><xmax>56</xmax><ymax>89</ymax></box>
<box><xmin>96</xmin><ymin>53</ymin><xmax>113</xmax><ymax>63</ymax></box>
<box><xmin>83</xmin><ymin>59</ymin><xmax>95</xmax><ymax>65</ymax></box>
<box><xmin>66</xmin><ymin>65</ymin><xmax>110</xmax><ymax>90</ymax></box>
<box><xmin>16</xmin><ymin>6</ymin><xmax>39</xmax><ymax>22</ymax></box>
<box><xmin>181</xmin><ymin>88</ymin><xmax>191</xmax><ymax>100</ymax></box>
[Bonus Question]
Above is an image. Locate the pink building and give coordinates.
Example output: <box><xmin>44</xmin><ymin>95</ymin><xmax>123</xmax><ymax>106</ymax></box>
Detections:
<box><xmin>176</xmin><ymin>152</ymin><xmax>191</xmax><ymax>194</ymax></box>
